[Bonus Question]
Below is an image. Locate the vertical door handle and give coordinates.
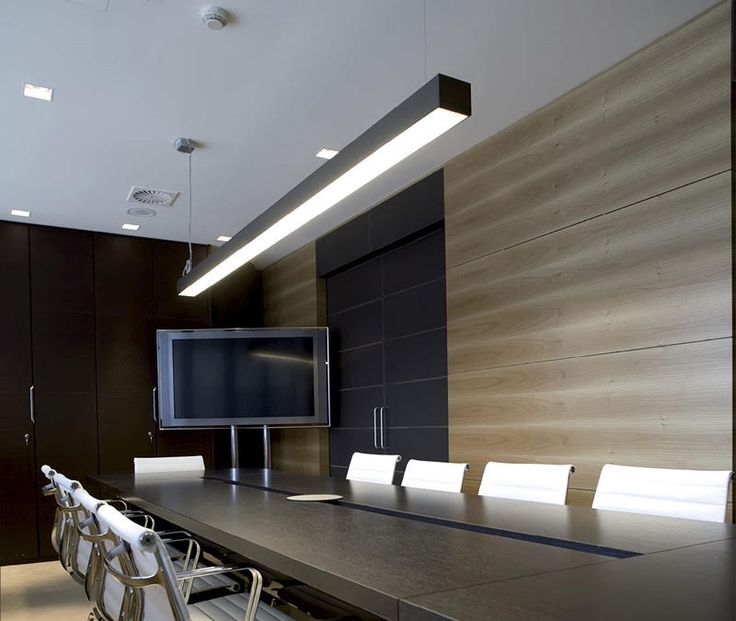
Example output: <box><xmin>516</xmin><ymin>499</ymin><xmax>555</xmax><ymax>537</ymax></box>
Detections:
<box><xmin>29</xmin><ymin>385</ymin><xmax>35</xmax><ymax>425</ymax></box>
<box><xmin>24</xmin><ymin>433</ymin><xmax>30</xmax><ymax>446</ymax></box>
<box><xmin>147</xmin><ymin>431</ymin><xmax>154</xmax><ymax>445</ymax></box>
<box><xmin>379</xmin><ymin>406</ymin><xmax>387</xmax><ymax>449</ymax></box>
<box><xmin>372</xmin><ymin>407</ymin><xmax>379</xmax><ymax>449</ymax></box>
<box><xmin>152</xmin><ymin>387</ymin><xmax>157</xmax><ymax>423</ymax></box>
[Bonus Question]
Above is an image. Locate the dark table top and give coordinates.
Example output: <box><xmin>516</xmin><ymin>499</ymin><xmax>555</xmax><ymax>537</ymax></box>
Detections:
<box><xmin>400</xmin><ymin>540</ymin><xmax>736</xmax><ymax>621</ymax></box>
<box><xmin>205</xmin><ymin>468</ymin><xmax>735</xmax><ymax>555</ymax></box>
<box><xmin>92</xmin><ymin>469</ymin><xmax>735</xmax><ymax>621</ymax></box>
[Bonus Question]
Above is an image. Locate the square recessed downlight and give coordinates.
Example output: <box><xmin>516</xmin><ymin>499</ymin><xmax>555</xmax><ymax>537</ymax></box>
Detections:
<box><xmin>315</xmin><ymin>148</ymin><xmax>339</xmax><ymax>160</ymax></box>
<box><xmin>23</xmin><ymin>83</ymin><xmax>53</xmax><ymax>101</ymax></box>
<box><xmin>10</xmin><ymin>209</ymin><xmax>31</xmax><ymax>217</ymax></box>
<box><xmin>122</xmin><ymin>223</ymin><xmax>140</xmax><ymax>231</ymax></box>
<box><xmin>216</xmin><ymin>235</ymin><xmax>232</xmax><ymax>242</ymax></box>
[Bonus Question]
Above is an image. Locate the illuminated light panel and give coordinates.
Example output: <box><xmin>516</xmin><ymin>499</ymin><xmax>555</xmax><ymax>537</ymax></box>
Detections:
<box><xmin>316</xmin><ymin>148</ymin><xmax>339</xmax><ymax>160</ymax></box>
<box><xmin>10</xmin><ymin>209</ymin><xmax>31</xmax><ymax>217</ymax></box>
<box><xmin>216</xmin><ymin>235</ymin><xmax>232</xmax><ymax>242</ymax></box>
<box><xmin>180</xmin><ymin>108</ymin><xmax>466</xmax><ymax>296</ymax></box>
<box><xmin>178</xmin><ymin>74</ymin><xmax>471</xmax><ymax>297</ymax></box>
<box><xmin>23</xmin><ymin>83</ymin><xmax>54</xmax><ymax>101</ymax></box>
<box><xmin>122</xmin><ymin>223</ymin><xmax>140</xmax><ymax>231</ymax></box>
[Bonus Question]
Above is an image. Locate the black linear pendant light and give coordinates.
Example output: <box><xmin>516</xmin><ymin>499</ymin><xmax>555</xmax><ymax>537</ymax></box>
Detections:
<box><xmin>178</xmin><ymin>74</ymin><xmax>471</xmax><ymax>297</ymax></box>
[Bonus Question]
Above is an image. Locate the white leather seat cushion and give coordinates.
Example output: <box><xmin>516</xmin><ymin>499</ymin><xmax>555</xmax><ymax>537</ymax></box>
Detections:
<box><xmin>190</xmin><ymin>597</ymin><xmax>292</xmax><ymax>621</ymax></box>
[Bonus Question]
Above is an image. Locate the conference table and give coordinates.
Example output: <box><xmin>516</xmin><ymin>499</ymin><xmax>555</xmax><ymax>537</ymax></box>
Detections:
<box><xmin>92</xmin><ymin>468</ymin><xmax>735</xmax><ymax>620</ymax></box>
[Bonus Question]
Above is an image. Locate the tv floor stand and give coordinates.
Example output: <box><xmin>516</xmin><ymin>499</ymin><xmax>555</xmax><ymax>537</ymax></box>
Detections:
<box><xmin>228</xmin><ymin>425</ymin><xmax>271</xmax><ymax>470</ymax></box>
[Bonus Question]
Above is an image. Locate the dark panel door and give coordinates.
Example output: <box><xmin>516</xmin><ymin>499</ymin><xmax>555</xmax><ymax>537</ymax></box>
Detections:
<box><xmin>327</xmin><ymin>228</ymin><xmax>449</xmax><ymax>478</ymax></box>
<box><xmin>95</xmin><ymin>234</ymin><xmax>156</xmax><ymax>473</ymax></box>
<box><xmin>30</xmin><ymin>227</ymin><xmax>98</xmax><ymax>557</ymax></box>
<box><xmin>0</xmin><ymin>222</ymin><xmax>38</xmax><ymax>564</ymax></box>
<box><xmin>153</xmin><ymin>241</ymin><xmax>215</xmax><ymax>465</ymax></box>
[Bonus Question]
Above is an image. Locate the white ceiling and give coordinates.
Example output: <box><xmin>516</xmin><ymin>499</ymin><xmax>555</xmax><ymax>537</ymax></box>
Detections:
<box><xmin>1</xmin><ymin>0</ymin><xmax>717</xmax><ymax>269</ymax></box>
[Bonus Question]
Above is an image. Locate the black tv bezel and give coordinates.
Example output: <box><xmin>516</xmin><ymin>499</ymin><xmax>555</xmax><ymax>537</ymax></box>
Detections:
<box><xmin>156</xmin><ymin>327</ymin><xmax>330</xmax><ymax>429</ymax></box>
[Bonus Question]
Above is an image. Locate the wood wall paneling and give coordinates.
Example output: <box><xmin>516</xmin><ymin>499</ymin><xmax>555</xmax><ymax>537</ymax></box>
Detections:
<box><xmin>444</xmin><ymin>2</ymin><xmax>733</xmax><ymax>508</ymax></box>
<box><xmin>445</xmin><ymin>2</ymin><xmax>730</xmax><ymax>268</ymax></box>
<box><xmin>262</xmin><ymin>242</ymin><xmax>328</xmax><ymax>476</ymax></box>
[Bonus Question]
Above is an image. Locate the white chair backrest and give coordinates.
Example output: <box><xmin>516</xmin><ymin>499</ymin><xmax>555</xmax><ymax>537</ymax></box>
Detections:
<box><xmin>478</xmin><ymin>462</ymin><xmax>574</xmax><ymax>505</ymax></box>
<box><xmin>401</xmin><ymin>459</ymin><xmax>468</xmax><ymax>493</ymax></box>
<box><xmin>592</xmin><ymin>464</ymin><xmax>733</xmax><ymax>523</ymax></box>
<box><xmin>346</xmin><ymin>452</ymin><xmax>401</xmax><ymax>485</ymax></box>
<box><xmin>70</xmin><ymin>486</ymin><xmax>104</xmax><ymax>579</ymax></box>
<box><xmin>96</xmin><ymin>503</ymin><xmax>186</xmax><ymax>621</ymax></box>
<box><xmin>134</xmin><ymin>455</ymin><xmax>205</xmax><ymax>474</ymax></box>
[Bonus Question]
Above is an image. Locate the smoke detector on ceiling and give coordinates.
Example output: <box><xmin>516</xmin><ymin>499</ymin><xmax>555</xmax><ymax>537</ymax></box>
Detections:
<box><xmin>127</xmin><ymin>186</ymin><xmax>179</xmax><ymax>207</ymax></box>
<box><xmin>202</xmin><ymin>6</ymin><xmax>229</xmax><ymax>30</ymax></box>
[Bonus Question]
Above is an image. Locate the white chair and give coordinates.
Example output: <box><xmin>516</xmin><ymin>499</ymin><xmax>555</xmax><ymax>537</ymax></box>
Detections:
<box><xmin>134</xmin><ymin>455</ymin><xmax>205</xmax><ymax>474</ymax></box>
<box><xmin>346</xmin><ymin>452</ymin><xmax>401</xmax><ymax>485</ymax></box>
<box><xmin>93</xmin><ymin>502</ymin><xmax>279</xmax><ymax>621</ymax></box>
<box><xmin>478</xmin><ymin>462</ymin><xmax>575</xmax><ymax>506</ymax></box>
<box><xmin>592</xmin><ymin>464</ymin><xmax>733</xmax><ymax>523</ymax></box>
<box><xmin>401</xmin><ymin>459</ymin><xmax>469</xmax><ymax>493</ymax></box>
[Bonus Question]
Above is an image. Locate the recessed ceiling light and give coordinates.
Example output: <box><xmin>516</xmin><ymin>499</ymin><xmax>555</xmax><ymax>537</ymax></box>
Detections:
<box><xmin>10</xmin><ymin>209</ymin><xmax>31</xmax><ymax>218</ymax></box>
<box><xmin>122</xmin><ymin>223</ymin><xmax>140</xmax><ymax>231</ymax></box>
<box><xmin>315</xmin><ymin>148</ymin><xmax>339</xmax><ymax>160</ymax></box>
<box><xmin>126</xmin><ymin>206</ymin><xmax>157</xmax><ymax>217</ymax></box>
<box><xmin>216</xmin><ymin>235</ymin><xmax>232</xmax><ymax>242</ymax></box>
<box><xmin>23</xmin><ymin>83</ymin><xmax>53</xmax><ymax>102</ymax></box>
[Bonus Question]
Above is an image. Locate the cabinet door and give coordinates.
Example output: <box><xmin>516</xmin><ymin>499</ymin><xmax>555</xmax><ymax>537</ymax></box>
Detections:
<box><xmin>95</xmin><ymin>234</ymin><xmax>156</xmax><ymax>472</ymax></box>
<box><xmin>0</xmin><ymin>222</ymin><xmax>38</xmax><ymax>564</ymax></box>
<box><xmin>30</xmin><ymin>227</ymin><xmax>98</xmax><ymax>558</ymax></box>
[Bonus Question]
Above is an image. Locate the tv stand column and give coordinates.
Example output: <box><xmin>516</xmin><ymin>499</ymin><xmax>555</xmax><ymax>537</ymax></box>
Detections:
<box><xmin>230</xmin><ymin>425</ymin><xmax>239</xmax><ymax>468</ymax></box>
<box><xmin>263</xmin><ymin>425</ymin><xmax>271</xmax><ymax>470</ymax></box>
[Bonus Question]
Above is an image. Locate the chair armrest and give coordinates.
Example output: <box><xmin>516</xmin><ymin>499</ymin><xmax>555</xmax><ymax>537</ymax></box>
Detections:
<box><xmin>177</xmin><ymin>566</ymin><xmax>263</xmax><ymax>621</ymax></box>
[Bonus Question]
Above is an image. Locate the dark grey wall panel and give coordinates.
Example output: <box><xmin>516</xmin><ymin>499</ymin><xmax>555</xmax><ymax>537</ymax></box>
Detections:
<box><xmin>316</xmin><ymin>212</ymin><xmax>371</xmax><ymax>276</ymax></box>
<box><xmin>334</xmin><ymin>386</ymin><xmax>384</xmax><ymax>428</ymax></box>
<box><xmin>382</xmin><ymin>427</ymin><xmax>449</xmax><ymax>464</ymax></box>
<box><xmin>330</xmin><ymin>428</ymin><xmax>381</xmax><ymax>467</ymax></box>
<box><xmin>369</xmin><ymin>169</ymin><xmax>444</xmax><ymax>250</ymax></box>
<box><xmin>385</xmin><ymin>329</ymin><xmax>447</xmax><ymax>384</ymax></box>
<box><xmin>384</xmin><ymin>280</ymin><xmax>447</xmax><ymax>340</ymax></box>
<box><xmin>385</xmin><ymin>379</ymin><xmax>448</xmax><ymax>428</ymax></box>
<box><xmin>338</xmin><ymin>345</ymin><xmax>384</xmax><ymax>390</ymax></box>
<box><xmin>329</xmin><ymin>301</ymin><xmax>382</xmax><ymax>351</ymax></box>
<box><xmin>326</xmin><ymin>258</ymin><xmax>381</xmax><ymax>314</ymax></box>
<box><xmin>382</xmin><ymin>230</ymin><xmax>446</xmax><ymax>295</ymax></box>
<box><xmin>316</xmin><ymin>170</ymin><xmax>445</xmax><ymax>277</ymax></box>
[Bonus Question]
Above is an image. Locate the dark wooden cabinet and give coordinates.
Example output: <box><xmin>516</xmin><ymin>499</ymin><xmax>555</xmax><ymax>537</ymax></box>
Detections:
<box><xmin>0</xmin><ymin>225</ymin><xmax>224</xmax><ymax>565</ymax></box>
<box><xmin>0</xmin><ymin>222</ymin><xmax>38</xmax><ymax>564</ymax></box>
<box><xmin>30</xmin><ymin>227</ymin><xmax>98</xmax><ymax>557</ymax></box>
<box><xmin>95</xmin><ymin>234</ymin><xmax>156</xmax><ymax>474</ymax></box>
<box><xmin>326</xmin><ymin>228</ymin><xmax>449</xmax><ymax>480</ymax></box>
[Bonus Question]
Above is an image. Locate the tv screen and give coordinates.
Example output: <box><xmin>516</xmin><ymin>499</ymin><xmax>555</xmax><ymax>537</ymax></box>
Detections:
<box><xmin>156</xmin><ymin>328</ymin><xmax>330</xmax><ymax>428</ymax></box>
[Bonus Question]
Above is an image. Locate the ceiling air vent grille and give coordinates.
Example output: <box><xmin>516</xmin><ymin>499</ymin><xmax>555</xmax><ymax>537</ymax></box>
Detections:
<box><xmin>127</xmin><ymin>186</ymin><xmax>179</xmax><ymax>207</ymax></box>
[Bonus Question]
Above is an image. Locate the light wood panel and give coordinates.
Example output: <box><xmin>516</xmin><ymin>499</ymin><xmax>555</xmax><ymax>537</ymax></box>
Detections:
<box><xmin>450</xmin><ymin>339</ymin><xmax>731</xmax><ymax>491</ymax></box>
<box><xmin>262</xmin><ymin>242</ymin><xmax>328</xmax><ymax>476</ymax></box>
<box><xmin>448</xmin><ymin>172</ymin><xmax>731</xmax><ymax>373</ymax></box>
<box><xmin>445</xmin><ymin>2</ymin><xmax>733</xmax><ymax>510</ymax></box>
<box><xmin>445</xmin><ymin>1</ymin><xmax>730</xmax><ymax>268</ymax></box>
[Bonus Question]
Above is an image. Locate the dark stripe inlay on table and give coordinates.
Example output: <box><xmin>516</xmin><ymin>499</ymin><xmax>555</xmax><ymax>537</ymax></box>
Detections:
<box><xmin>204</xmin><ymin>476</ymin><xmax>641</xmax><ymax>560</ymax></box>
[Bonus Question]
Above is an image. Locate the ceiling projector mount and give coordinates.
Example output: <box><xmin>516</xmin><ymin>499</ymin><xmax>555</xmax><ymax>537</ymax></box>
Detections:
<box><xmin>202</xmin><ymin>6</ymin><xmax>229</xmax><ymax>30</ymax></box>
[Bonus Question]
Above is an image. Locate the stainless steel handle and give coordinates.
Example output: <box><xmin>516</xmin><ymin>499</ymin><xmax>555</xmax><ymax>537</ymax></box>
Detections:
<box><xmin>152</xmin><ymin>387</ymin><xmax>157</xmax><ymax>423</ymax></box>
<box><xmin>372</xmin><ymin>407</ymin><xmax>379</xmax><ymax>449</ymax></box>
<box><xmin>379</xmin><ymin>406</ymin><xmax>387</xmax><ymax>449</ymax></box>
<box><xmin>29</xmin><ymin>385</ymin><xmax>35</xmax><ymax>425</ymax></box>
<box><xmin>24</xmin><ymin>433</ymin><xmax>30</xmax><ymax>446</ymax></box>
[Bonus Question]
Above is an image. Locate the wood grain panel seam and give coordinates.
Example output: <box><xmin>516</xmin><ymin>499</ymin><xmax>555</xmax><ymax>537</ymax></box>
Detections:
<box><xmin>447</xmin><ymin>168</ymin><xmax>731</xmax><ymax>271</ymax></box>
<box><xmin>449</xmin><ymin>335</ymin><xmax>732</xmax><ymax>376</ymax></box>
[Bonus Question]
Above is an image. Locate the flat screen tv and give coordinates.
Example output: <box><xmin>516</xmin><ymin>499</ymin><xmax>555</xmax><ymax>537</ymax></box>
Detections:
<box><xmin>156</xmin><ymin>328</ymin><xmax>330</xmax><ymax>429</ymax></box>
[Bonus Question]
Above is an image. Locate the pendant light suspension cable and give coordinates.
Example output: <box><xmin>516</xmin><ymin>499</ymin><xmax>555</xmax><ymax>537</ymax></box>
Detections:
<box><xmin>183</xmin><ymin>152</ymin><xmax>193</xmax><ymax>276</ymax></box>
